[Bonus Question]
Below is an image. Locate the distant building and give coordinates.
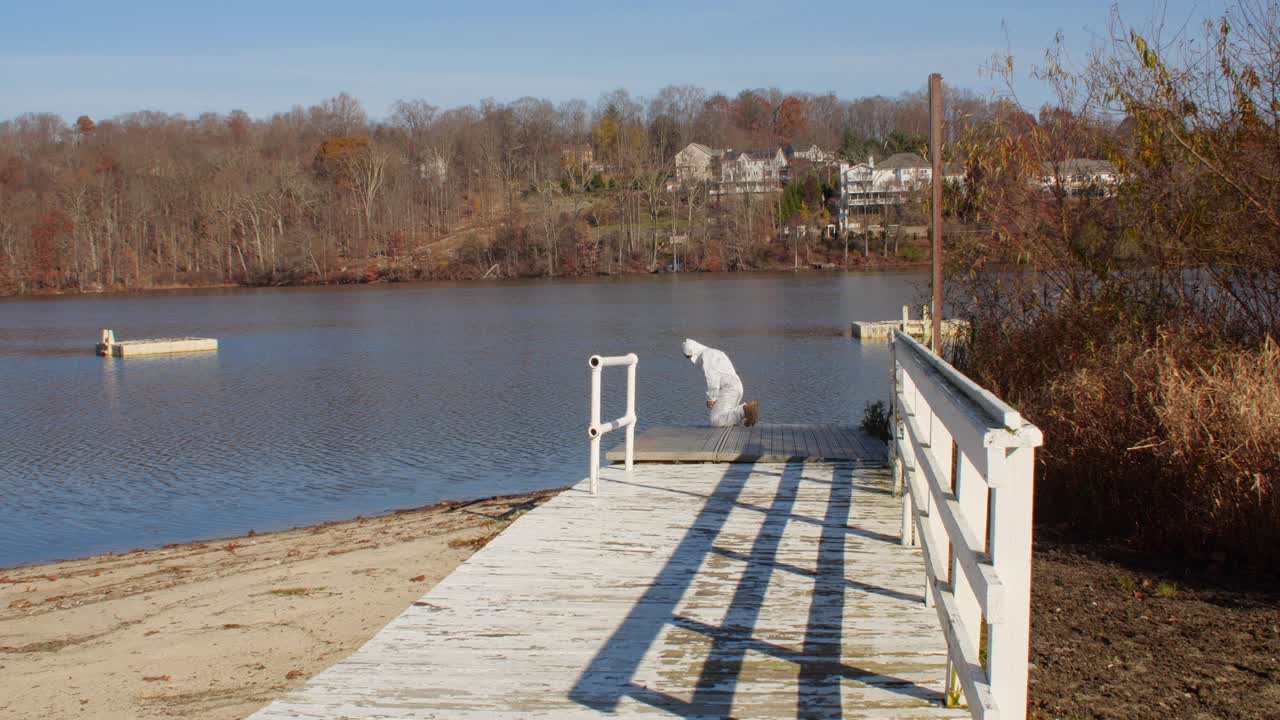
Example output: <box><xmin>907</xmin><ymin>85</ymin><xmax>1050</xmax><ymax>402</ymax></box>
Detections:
<box><xmin>714</xmin><ymin>148</ymin><xmax>788</xmax><ymax>194</ymax></box>
<box><xmin>874</xmin><ymin>153</ymin><xmax>933</xmax><ymax>190</ymax></box>
<box><xmin>560</xmin><ymin>145</ymin><xmax>594</xmax><ymax>167</ymax></box>
<box><xmin>418</xmin><ymin>152</ymin><xmax>449</xmax><ymax>182</ymax></box>
<box><xmin>836</xmin><ymin>153</ymin><xmax>960</xmax><ymax>232</ymax></box>
<box><xmin>673</xmin><ymin>143</ymin><xmax>793</xmax><ymax>194</ymax></box>
<box><xmin>561</xmin><ymin>145</ymin><xmax>602</xmax><ymax>176</ymax></box>
<box><xmin>784</xmin><ymin>144</ymin><xmax>836</xmax><ymax>165</ymax></box>
<box><xmin>674</xmin><ymin>143</ymin><xmax>721</xmax><ymax>184</ymax></box>
<box><xmin>1040</xmin><ymin>159</ymin><xmax>1118</xmax><ymax>196</ymax></box>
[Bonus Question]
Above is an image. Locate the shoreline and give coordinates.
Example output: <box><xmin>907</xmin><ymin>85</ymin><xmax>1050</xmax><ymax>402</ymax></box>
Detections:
<box><xmin>0</xmin><ymin>487</ymin><xmax>564</xmax><ymax>720</ymax></box>
<box><xmin>0</xmin><ymin>262</ymin><xmax>934</xmax><ymax>301</ymax></box>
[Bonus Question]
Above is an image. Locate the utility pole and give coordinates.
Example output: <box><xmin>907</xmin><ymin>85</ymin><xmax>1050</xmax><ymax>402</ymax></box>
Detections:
<box><xmin>929</xmin><ymin>73</ymin><xmax>944</xmax><ymax>353</ymax></box>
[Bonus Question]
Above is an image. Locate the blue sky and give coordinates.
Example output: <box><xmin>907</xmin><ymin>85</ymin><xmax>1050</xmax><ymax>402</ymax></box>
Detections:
<box><xmin>0</xmin><ymin>0</ymin><xmax>1226</xmax><ymax>122</ymax></box>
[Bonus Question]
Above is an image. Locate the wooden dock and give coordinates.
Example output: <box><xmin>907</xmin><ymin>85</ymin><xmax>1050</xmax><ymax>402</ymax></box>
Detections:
<box><xmin>605</xmin><ymin>424</ymin><xmax>885</xmax><ymax>464</ymax></box>
<box><xmin>249</xmin><ymin>461</ymin><xmax>966</xmax><ymax>719</ymax></box>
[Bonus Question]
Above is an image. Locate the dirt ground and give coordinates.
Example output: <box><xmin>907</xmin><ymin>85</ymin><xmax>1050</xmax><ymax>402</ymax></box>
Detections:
<box><xmin>1029</xmin><ymin>542</ymin><xmax>1280</xmax><ymax>719</ymax></box>
<box><xmin>0</xmin><ymin>488</ymin><xmax>562</xmax><ymax>720</ymax></box>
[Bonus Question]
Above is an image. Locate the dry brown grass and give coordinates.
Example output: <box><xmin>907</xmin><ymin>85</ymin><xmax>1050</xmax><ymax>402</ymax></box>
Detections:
<box><xmin>1154</xmin><ymin>336</ymin><xmax>1280</xmax><ymax>540</ymax></box>
<box><xmin>964</xmin><ymin>307</ymin><xmax>1280</xmax><ymax>565</ymax></box>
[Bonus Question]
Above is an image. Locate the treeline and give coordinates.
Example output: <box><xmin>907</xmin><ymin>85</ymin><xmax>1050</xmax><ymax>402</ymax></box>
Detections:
<box><xmin>0</xmin><ymin>85</ymin><xmax>1006</xmax><ymax>294</ymax></box>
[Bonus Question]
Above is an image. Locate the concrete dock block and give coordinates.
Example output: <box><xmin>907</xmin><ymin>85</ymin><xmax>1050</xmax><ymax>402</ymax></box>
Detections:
<box><xmin>96</xmin><ymin>328</ymin><xmax>218</xmax><ymax>357</ymax></box>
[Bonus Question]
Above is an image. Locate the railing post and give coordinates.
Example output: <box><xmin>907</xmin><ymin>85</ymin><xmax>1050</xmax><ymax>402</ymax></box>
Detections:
<box><xmin>587</xmin><ymin>353</ymin><xmax>639</xmax><ymax>496</ymax></box>
<box><xmin>892</xmin><ymin>334</ymin><xmax>914</xmax><ymax>547</ymax></box>
<box><xmin>986</xmin><ymin>445</ymin><xmax>1036</xmax><ymax>719</ymax></box>
<box><xmin>625</xmin><ymin>360</ymin><xmax>636</xmax><ymax>471</ymax></box>
<box><xmin>589</xmin><ymin>359</ymin><xmax>602</xmax><ymax>495</ymax></box>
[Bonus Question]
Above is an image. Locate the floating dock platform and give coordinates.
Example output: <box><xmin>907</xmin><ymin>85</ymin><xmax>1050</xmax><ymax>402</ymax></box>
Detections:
<box><xmin>851</xmin><ymin>318</ymin><xmax>968</xmax><ymax>341</ymax></box>
<box><xmin>95</xmin><ymin>329</ymin><xmax>218</xmax><ymax>357</ymax></box>
<box><xmin>852</xmin><ymin>305</ymin><xmax>969</xmax><ymax>341</ymax></box>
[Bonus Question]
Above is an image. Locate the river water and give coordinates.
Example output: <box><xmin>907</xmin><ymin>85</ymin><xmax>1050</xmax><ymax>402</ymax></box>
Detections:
<box><xmin>0</xmin><ymin>272</ymin><xmax>928</xmax><ymax>567</ymax></box>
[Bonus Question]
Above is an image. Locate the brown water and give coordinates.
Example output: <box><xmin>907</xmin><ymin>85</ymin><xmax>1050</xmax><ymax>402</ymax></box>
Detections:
<box><xmin>0</xmin><ymin>271</ymin><xmax>928</xmax><ymax>567</ymax></box>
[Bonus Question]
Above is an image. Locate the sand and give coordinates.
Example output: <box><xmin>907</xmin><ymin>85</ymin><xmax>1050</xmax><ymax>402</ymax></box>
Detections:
<box><xmin>0</xmin><ymin>488</ymin><xmax>562</xmax><ymax>720</ymax></box>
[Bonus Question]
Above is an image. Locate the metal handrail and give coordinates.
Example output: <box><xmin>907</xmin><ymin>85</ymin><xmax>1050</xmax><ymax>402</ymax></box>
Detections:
<box><xmin>588</xmin><ymin>353</ymin><xmax>637</xmax><ymax>494</ymax></box>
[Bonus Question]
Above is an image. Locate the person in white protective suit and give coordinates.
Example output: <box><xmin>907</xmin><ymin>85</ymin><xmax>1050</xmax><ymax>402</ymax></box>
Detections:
<box><xmin>682</xmin><ymin>339</ymin><xmax>760</xmax><ymax>427</ymax></box>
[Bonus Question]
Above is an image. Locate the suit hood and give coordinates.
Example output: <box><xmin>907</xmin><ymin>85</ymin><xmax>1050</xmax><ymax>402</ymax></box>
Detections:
<box><xmin>682</xmin><ymin>339</ymin><xmax>707</xmax><ymax>364</ymax></box>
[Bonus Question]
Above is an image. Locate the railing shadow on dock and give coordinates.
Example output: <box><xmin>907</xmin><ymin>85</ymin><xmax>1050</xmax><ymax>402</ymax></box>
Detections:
<box><xmin>567</xmin><ymin>461</ymin><xmax>946</xmax><ymax>718</ymax></box>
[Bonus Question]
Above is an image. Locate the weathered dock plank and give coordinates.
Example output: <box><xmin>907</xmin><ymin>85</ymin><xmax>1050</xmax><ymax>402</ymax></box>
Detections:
<box><xmin>608</xmin><ymin>424</ymin><xmax>886</xmax><ymax>464</ymax></box>
<box><xmin>249</xmin><ymin>462</ymin><xmax>965</xmax><ymax>719</ymax></box>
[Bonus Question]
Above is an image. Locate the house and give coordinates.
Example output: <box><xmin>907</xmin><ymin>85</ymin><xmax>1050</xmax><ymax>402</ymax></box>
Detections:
<box><xmin>836</xmin><ymin>153</ymin><xmax>942</xmax><ymax>232</ymax></box>
<box><xmin>872</xmin><ymin>153</ymin><xmax>932</xmax><ymax>190</ymax></box>
<box><xmin>1039</xmin><ymin>159</ymin><xmax>1118</xmax><ymax>196</ymax></box>
<box><xmin>784</xmin><ymin>144</ymin><xmax>836</xmax><ymax>165</ymax></box>
<box><xmin>672</xmin><ymin>143</ymin><xmax>788</xmax><ymax>194</ymax></box>
<box><xmin>714</xmin><ymin>148</ymin><xmax>787</xmax><ymax>194</ymax></box>
<box><xmin>674</xmin><ymin>143</ymin><xmax>721</xmax><ymax>184</ymax></box>
<box><xmin>418</xmin><ymin>152</ymin><xmax>449</xmax><ymax>182</ymax></box>
<box><xmin>561</xmin><ymin>145</ymin><xmax>604</xmax><ymax>178</ymax></box>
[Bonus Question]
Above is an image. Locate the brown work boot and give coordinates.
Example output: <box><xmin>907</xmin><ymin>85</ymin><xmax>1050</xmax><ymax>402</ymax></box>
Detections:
<box><xmin>743</xmin><ymin>400</ymin><xmax>760</xmax><ymax>427</ymax></box>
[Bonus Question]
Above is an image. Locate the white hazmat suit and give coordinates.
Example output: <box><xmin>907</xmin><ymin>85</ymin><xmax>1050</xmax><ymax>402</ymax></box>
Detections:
<box><xmin>683</xmin><ymin>339</ymin><xmax>747</xmax><ymax>427</ymax></box>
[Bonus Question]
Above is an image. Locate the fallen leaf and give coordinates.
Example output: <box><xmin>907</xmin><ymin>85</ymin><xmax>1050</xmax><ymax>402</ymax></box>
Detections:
<box><xmin>142</xmin><ymin>675</ymin><xmax>171</xmax><ymax>682</ymax></box>
<box><xmin>410</xmin><ymin>575</ymin><xmax>426</xmax><ymax>582</ymax></box>
<box><xmin>7</xmin><ymin>599</ymin><xmax>33</xmax><ymax>609</ymax></box>
<box><xmin>285</xmin><ymin>669</ymin><xmax>304</xmax><ymax>680</ymax></box>
<box><xmin>222</xmin><ymin>623</ymin><xmax>242</xmax><ymax>629</ymax></box>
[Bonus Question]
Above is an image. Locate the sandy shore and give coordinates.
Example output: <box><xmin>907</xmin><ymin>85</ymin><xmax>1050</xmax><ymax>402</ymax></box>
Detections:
<box><xmin>0</xmin><ymin>488</ymin><xmax>562</xmax><ymax>720</ymax></box>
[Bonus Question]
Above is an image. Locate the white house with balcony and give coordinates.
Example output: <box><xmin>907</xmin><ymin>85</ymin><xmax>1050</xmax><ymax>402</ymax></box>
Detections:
<box><xmin>836</xmin><ymin>153</ymin><xmax>968</xmax><ymax>232</ymax></box>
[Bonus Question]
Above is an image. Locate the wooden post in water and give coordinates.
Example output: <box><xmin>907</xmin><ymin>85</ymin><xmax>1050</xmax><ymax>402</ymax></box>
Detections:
<box><xmin>929</xmin><ymin>73</ymin><xmax>943</xmax><ymax>353</ymax></box>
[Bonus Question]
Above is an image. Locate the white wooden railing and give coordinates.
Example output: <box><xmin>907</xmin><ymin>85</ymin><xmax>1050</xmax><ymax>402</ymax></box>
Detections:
<box><xmin>587</xmin><ymin>353</ymin><xmax>637</xmax><ymax>495</ymax></box>
<box><xmin>890</xmin><ymin>330</ymin><xmax>1043</xmax><ymax>720</ymax></box>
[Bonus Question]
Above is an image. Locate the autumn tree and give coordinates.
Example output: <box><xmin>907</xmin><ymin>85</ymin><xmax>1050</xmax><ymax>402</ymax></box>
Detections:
<box><xmin>773</xmin><ymin>96</ymin><xmax>808</xmax><ymax>143</ymax></box>
<box><xmin>30</xmin><ymin>208</ymin><xmax>73</xmax><ymax>288</ymax></box>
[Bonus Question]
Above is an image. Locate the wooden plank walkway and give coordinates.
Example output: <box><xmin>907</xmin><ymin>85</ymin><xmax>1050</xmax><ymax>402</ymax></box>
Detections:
<box><xmin>250</xmin><ymin>462</ymin><xmax>966</xmax><ymax>719</ymax></box>
<box><xmin>606</xmin><ymin>424</ymin><xmax>885</xmax><ymax>464</ymax></box>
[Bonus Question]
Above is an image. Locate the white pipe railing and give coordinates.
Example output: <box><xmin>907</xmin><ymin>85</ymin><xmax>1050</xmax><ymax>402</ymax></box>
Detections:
<box><xmin>890</xmin><ymin>330</ymin><xmax>1042</xmax><ymax>720</ymax></box>
<box><xmin>588</xmin><ymin>353</ymin><xmax>638</xmax><ymax>495</ymax></box>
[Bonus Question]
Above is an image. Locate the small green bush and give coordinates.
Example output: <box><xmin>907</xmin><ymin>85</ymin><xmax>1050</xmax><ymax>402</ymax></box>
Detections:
<box><xmin>860</xmin><ymin>400</ymin><xmax>891</xmax><ymax>443</ymax></box>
